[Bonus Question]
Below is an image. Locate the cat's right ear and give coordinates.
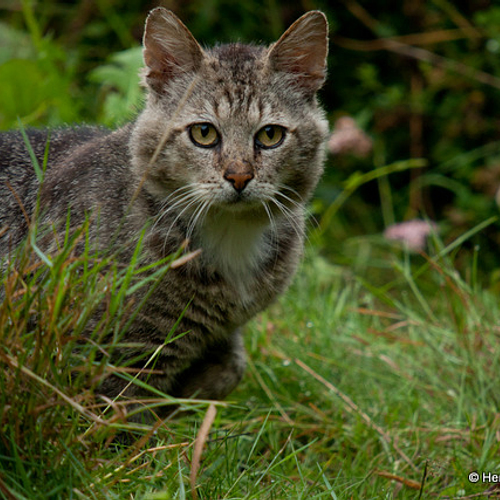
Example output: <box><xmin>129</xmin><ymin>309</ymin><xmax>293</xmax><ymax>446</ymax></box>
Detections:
<box><xmin>142</xmin><ymin>8</ymin><xmax>204</xmax><ymax>92</ymax></box>
<box><xmin>267</xmin><ymin>11</ymin><xmax>328</xmax><ymax>93</ymax></box>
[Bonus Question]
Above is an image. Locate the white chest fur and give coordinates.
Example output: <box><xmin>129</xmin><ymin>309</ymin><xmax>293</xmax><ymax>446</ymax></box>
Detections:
<box><xmin>196</xmin><ymin>213</ymin><xmax>272</xmax><ymax>305</ymax></box>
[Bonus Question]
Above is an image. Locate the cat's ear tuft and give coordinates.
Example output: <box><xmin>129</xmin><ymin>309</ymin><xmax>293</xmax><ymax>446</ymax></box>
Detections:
<box><xmin>142</xmin><ymin>8</ymin><xmax>204</xmax><ymax>91</ymax></box>
<box><xmin>267</xmin><ymin>11</ymin><xmax>328</xmax><ymax>93</ymax></box>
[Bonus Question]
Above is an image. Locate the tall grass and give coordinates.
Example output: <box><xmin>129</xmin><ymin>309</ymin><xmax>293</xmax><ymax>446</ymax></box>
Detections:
<box><xmin>1</xmin><ymin>3</ymin><xmax>499</xmax><ymax>497</ymax></box>
<box><xmin>0</xmin><ymin>218</ymin><xmax>205</xmax><ymax>498</ymax></box>
<box><xmin>1</xmin><ymin>220</ymin><xmax>499</xmax><ymax>498</ymax></box>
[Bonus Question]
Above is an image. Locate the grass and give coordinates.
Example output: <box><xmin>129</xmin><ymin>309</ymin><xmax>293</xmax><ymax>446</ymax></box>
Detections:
<box><xmin>2</xmin><ymin>9</ymin><xmax>499</xmax><ymax>498</ymax></box>
<box><xmin>2</xmin><ymin>3</ymin><xmax>500</xmax><ymax>498</ymax></box>
<box><xmin>1</xmin><ymin>220</ymin><xmax>499</xmax><ymax>499</ymax></box>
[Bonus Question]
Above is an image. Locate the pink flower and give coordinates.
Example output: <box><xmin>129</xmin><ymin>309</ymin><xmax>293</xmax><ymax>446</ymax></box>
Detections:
<box><xmin>328</xmin><ymin>116</ymin><xmax>373</xmax><ymax>157</ymax></box>
<box><xmin>384</xmin><ymin>220</ymin><xmax>438</xmax><ymax>251</ymax></box>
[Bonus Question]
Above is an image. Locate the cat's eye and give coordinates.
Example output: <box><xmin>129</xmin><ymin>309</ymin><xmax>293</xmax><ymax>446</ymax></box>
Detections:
<box><xmin>189</xmin><ymin>123</ymin><xmax>220</xmax><ymax>148</ymax></box>
<box><xmin>255</xmin><ymin>125</ymin><xmax>286</xmax><ymax>149</ymax></box>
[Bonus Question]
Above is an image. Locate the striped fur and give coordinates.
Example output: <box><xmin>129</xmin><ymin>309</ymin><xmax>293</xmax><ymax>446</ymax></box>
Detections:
<box><xmin>0</xmin><ymin>9</ymin><xmax>328</xmax><ymax>415</ymax></box>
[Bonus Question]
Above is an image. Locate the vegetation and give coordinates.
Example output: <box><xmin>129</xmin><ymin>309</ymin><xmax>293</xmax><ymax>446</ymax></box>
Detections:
<box><xmin>2</xmin><ymin>231</ymin><xmax>499</xmax><ymax>498</ymax></box>
<box><xmin>1</xmin><ymin>1</ymin><xmax>500</xmax><ymax>498</ymax></box>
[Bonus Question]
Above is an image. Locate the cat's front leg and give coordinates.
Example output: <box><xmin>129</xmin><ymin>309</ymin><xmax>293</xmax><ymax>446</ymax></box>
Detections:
<box><xmin>171</xmin><ymin>327</ymin><xmax>247</xmax><ymax>401</ymax></box>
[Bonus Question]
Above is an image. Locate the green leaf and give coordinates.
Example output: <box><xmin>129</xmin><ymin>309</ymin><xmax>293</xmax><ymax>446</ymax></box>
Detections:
<box><xmin>0</xmin><ymin>59</ymin><xmax>46</xmax><ymax>128</ymax></box>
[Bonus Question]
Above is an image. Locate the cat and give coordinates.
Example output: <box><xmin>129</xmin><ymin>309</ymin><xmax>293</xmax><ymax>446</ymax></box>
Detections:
<box><xmin>0</xmin><ymin>8</ymin><xmax>329</xmax><ymax>417</ymax></box>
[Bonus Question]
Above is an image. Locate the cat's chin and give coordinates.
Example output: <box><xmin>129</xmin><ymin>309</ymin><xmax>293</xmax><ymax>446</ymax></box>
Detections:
<box><xmin>211</xmin><ymin>199</ymin><xmax>269</xmax><ymax>221</ymax></box>
<box><xmin>212</xmin><ymin>191</ymin><xmax>253</xmax><ymax>208</ymax></box>
<box><xmin>219</xmin><ymin>200</ymin><xmax>257</xmax><ymax>211</ymax></box>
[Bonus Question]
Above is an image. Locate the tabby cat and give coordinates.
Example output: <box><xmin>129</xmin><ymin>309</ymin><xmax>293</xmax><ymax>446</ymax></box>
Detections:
<box><xmin>0</xmin><ymin>8</ymin><xmax>329</xmax><ymax>415</ymax></box>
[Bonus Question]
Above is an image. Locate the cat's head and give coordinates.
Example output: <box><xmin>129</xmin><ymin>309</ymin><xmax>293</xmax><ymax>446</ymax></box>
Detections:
<box><xmin>131</xmin><ymin>8</ymin><xmax>329</xmax><ymax>225</ymax></box>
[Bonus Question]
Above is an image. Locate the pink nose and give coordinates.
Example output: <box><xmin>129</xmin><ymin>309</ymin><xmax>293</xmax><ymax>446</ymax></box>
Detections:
<box><xmin>224</xmin><ymin>171</ymin><xmax>254</xmax><ymax>193</ymax></box>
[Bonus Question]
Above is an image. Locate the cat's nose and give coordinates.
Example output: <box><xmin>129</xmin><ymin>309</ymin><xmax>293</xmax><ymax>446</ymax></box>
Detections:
<box><xmin>223</xmin><ymin>161</ymin><xmax>254</xmax><ymax>193</ymax></box>
<box><xmin>224</xmin><ymin>172</ymin><xmax>254</xmax><ymax>193</ymax></box>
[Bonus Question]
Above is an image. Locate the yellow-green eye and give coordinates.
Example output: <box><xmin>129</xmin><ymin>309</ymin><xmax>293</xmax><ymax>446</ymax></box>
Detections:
<box><xmin>255</xmin><ymin>125</ymin><xmax>286</xmax><ymax>149</ymax></box>
<box><xmin>189</xmin><ymin>123</ymin><xmax>220</xmax><ymax>148</ymax></box>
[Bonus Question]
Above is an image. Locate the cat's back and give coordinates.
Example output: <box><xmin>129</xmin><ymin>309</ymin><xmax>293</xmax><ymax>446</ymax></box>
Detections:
<box><xmin>0</xmin><ymin>126</ymin><xmax>111</xmax><ymax>251</ymax></box>
<box><xmin>0</xmin><ymin>127</ymin><xmax>109</xmax><ymax>171</ymax></box>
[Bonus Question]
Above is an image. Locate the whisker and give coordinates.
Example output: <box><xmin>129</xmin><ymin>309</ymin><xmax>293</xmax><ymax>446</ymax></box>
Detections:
<box><xmin>151</xmin><ymin>184</ymin><xmax>200</xmax><ymax>233</ymax></box>
<box><xmin>274</xmin><ymin>187</ymin><xmax>306</xmax><ymax>212</ymax></box>
<box><xmin>261</xmin><ymin>200</ymin><xmax>276</xmax><ymax>233</ymax></box>
<box><xmin>155</xmin><ymin>187</ymin><xmax>208</xmax><ymax>255</ymax></box>
<box><xmin>186</xmin><ymin>195</ymin><xmax>213</xmax><ymax>242</ymax></box>
<box><xmin>276</xmin><ymin>183</ymin><xmax>304</xmax><ymax>202</ymax></box>
<box><xmin>160</xmin><ymin>198</ymin><xmax>200</xmax><ymax>256</ymax></box>
<box><xmin>275</xmin><ymin>185</ymin><xmax>318</xmax><ymax>230</ymax></box>
<box><xmin>268</xmin><ymin>197</ymin><xmax>305</xmax><ymax>242</ymax></box>
<box><xmin>261</xmin><ymin>200</ymin><xmax>280</xmax><ymax>266</ymax></box>
<box><xmin>156</xmin><ymin>184</ymin><xmax>197</xmax><ymax>213</ymax></box>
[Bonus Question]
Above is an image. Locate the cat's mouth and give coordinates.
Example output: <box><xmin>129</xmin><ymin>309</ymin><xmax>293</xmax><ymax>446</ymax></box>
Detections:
<box><xmin>213</xmin><ymin>189</ymin><xmax>267</xmax><ymax>215</ymax></box>
<box><xmin>218</xmin><ymin>194</ymin><xmax>261</xmax><ymax>211</ymax></box>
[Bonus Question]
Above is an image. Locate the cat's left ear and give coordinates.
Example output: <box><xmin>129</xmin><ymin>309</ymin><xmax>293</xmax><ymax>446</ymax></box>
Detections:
<box><xmin>267</xmin><ymin>11</ymin><xmax>328</xmax><ymax>93</ymax></box>
<box><xmin>142</xmin><ymin>8</ymin><xmax>204</xmax><ymax>92</ymax></box>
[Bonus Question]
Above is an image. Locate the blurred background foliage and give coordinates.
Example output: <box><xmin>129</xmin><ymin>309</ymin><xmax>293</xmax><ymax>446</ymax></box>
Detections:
<box><xmin>1</xmin><ymin>0</ymin><xmax>500</xmax><ymax>286</ymax></box>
